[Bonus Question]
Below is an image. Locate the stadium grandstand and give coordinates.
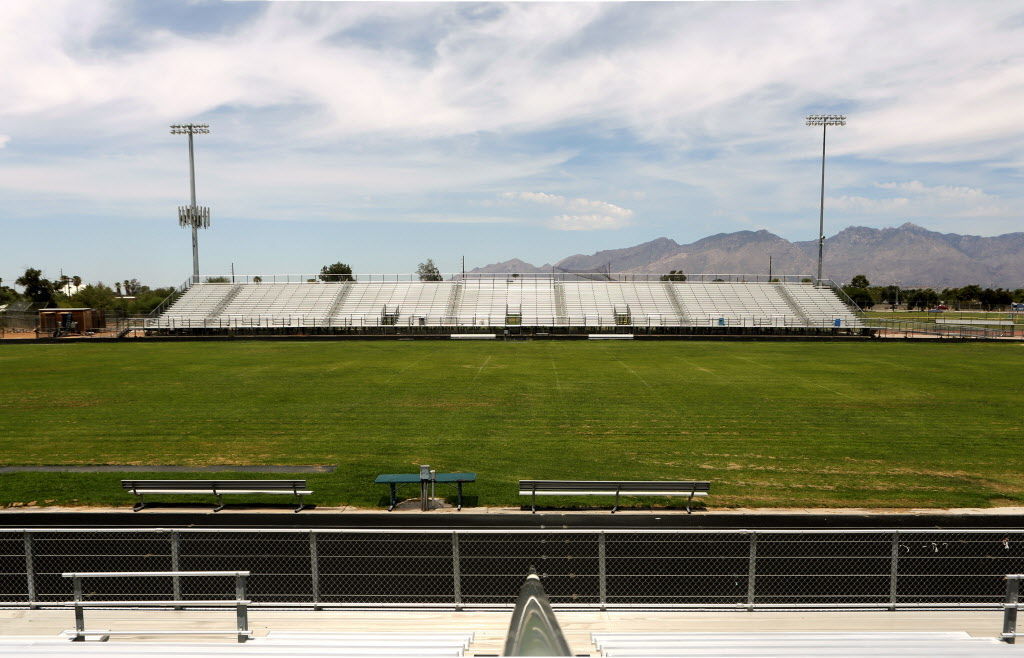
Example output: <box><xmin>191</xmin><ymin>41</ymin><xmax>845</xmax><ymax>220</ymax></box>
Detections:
<box><xmin>144</xmin><ymin>273</ymin><xmax>864</xmax><ymax>334</ymax></box>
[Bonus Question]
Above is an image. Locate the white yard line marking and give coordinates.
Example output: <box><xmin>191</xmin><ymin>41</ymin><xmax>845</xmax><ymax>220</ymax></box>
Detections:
<box><xmin>471</xmin><ymin>355</ymin><xmax>492</xmax><ymax>382</ymax></box>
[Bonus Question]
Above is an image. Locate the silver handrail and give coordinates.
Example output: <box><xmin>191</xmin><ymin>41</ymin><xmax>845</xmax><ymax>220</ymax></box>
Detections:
<box><xmin>63</xmin><ymin>570</ymin><xmax>251</xmax><ymax>643</ymax></box>
<box><xmin>503</xmin><ymin>571</ymin><xmax>572</xmax><ymax>656</ymax></box>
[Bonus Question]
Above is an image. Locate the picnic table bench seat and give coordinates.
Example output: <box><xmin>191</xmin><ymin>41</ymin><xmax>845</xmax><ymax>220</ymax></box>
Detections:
<box><xmin>518</xmin><ymin>480</ymin><xmax>710</xmax><ymax>513</ymax></box>
<box><xmin>122</xmin><ymin>479</ymin><xmax>312</xmax><ymax>512</ymax></box>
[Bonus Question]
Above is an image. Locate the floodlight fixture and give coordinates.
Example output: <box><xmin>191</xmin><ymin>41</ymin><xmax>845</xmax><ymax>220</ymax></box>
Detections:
<box><xmin>805</xmin><ymin>114</ymin><xmax>846</xmax><ymax>127</ymax></box>
<box><xmin>178</xmin><ymin>205</ymin><xmax>211</xmax><ymax>230</ymax></box>
<box><xmin>170</xmin><ymin>123</ymin><xmax>211</xmax><ymax>283</ymax></box>
<box><xmin>170</xmin><ymin>123</ymin><xmax>210</xmax><ymax>135</ymax></box>
<box><xmin>805</xmin><ymin>113</ymin><xmax>847</xmax><ymax>284</ymax></box>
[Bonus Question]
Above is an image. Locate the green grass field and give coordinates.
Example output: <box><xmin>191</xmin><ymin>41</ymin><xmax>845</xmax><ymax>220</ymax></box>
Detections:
<box><xmin>1</xmin><ymin>341</ymin><xmax>1022</xmax><ymax>510</ymax></box>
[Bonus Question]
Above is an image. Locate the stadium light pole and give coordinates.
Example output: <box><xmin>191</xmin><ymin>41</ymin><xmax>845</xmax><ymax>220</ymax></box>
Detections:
<box><xmin>805</xmin><ymin>114</ymin><xmax>846</xmax><ymax>285</ymax></box>
<box><xmin>170</xmin><ymin>123</ymin><xmax>211</xmax><ymax>284</ymax></box>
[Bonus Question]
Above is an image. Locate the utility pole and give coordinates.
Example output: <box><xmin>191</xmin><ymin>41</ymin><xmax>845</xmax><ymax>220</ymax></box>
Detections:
<box><xmin>805</xmin><ymin>114</ymin><xmax>846</xmax><ymax>285</ymax></box>
<box><xmin>170</xmin><ymin>124</ymin><xmax>211</xmax><ymax>284</ymax></box>
<box><xmin>768</xmin><ymin>255</ymin><xmax>773</xmax><ymax>282</ymax></box>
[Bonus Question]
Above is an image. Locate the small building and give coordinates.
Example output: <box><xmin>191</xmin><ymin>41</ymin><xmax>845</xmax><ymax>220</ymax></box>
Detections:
<box><xmin>37</xmin><ymin>308</ymin><xmax>106</xmax><ymax>334</ymax></box>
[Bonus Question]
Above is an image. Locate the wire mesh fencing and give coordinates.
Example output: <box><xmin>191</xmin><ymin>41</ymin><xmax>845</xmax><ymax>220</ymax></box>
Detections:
<box><xmin>2</xmin><ymin>529</ymin><xmax>1022</xmax><ymax>609</ymax></box>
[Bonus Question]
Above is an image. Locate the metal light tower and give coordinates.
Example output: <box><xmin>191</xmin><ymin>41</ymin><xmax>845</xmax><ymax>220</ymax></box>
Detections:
<box><xmin>170</xmin><ymin>123</ymin><xmax>211</xmax><ymax>283</ymax></box>
<box><xmin>805</xmin><ymin>114</ymin><xmax>846</xmax><ymax>284</ymax></box>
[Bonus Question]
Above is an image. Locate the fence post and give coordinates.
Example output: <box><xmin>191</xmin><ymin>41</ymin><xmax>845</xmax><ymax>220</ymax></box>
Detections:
<box><xmin>889</xmin><ymin>532</ymin><xmax>899</xmax><ymax>610</ymax></box>
<box><xmin>310</xmin><ymin>531</ymin><xmax>320</xmax><ymax>608</ymax></box>
<box><xmin>747</xmin><ymin>532</ymin><xmax>757</xmax><ymax>610</ymax></box>
<box><xmin>235</xmin><ymin>573</ymin><xmax>249</xmax><ymax>643</ymax></box>
<box><xmin>170</xmin><ymin>531</ymin><xmax>182</xmax><ymax>608</ymax></box>
<box><xmin>72</xmin><ymin>576</ymin><xmax>84</xmax><ymax>641</ymax></box>
<box><xmin>598</xmin><ymin>532</ymin><xmax>607</xmax><ymax>609</ymax></box>
<box><xmin>23</xmin><ymin>531</ymin><xmax>36</xmax><ymax>607</ymax></box>
<box><xmin>1004</xmin><ymin>577</ymin><xmax>1020</xmax><ymax>644</ymax></box>
<box><xmin>452</xmin><ymin>532</ymin><xmax>462</xmax><ymax>610</ymax></box>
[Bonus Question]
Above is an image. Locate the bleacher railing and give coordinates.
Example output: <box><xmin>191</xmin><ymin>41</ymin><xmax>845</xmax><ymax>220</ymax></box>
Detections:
<box><xmin>146</xmin><ymin>277</ymin><xmax>196</xmax><ymax>318</ymax></box>
<box><xmin>3</xmin><ymin>528</ymin><xmax>1022</xmax><ymax>611</ymax></box>
<box><xmin>141</xmin><ymin>314</ymin><xmax>860</xmax><ymax>330</ymax></box>
<box><xmin>191</xmin><ymin>273</ymin><xmax>818</xmax><ymax>284</ymax></box>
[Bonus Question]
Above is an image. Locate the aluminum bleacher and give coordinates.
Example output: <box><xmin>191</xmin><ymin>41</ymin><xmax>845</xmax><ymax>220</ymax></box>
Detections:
<box><xmin>146</xmin><ymin>275</ymin><xmax>862</xmax><ymax>331</ymax></box>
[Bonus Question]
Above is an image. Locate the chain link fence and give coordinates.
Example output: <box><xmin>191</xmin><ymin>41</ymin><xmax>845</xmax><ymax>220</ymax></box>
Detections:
<box><xmin>2</xmin><ymin>529</ymin><xmax>1021</xmax><ymax>609</ymax></box>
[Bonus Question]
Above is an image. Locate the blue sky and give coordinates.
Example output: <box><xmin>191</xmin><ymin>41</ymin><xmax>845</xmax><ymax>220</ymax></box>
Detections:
<box><xmin>1</xmin><ymin>1</ymin><xmax>1022</xmax><ymax>288</ymax></box>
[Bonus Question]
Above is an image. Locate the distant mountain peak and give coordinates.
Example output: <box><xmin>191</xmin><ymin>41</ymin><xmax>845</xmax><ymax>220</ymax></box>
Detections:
<box><xmin>471</xmin><ymin>224</ymin><xmax>1024</xmax><ymax>288</ymax></box>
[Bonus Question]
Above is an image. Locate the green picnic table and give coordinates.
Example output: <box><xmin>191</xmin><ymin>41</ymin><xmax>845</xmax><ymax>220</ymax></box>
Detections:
<box><xmin>374</xmin><ymin>472</ymin><xmax>476</xmax><ymax>511</ymax></box>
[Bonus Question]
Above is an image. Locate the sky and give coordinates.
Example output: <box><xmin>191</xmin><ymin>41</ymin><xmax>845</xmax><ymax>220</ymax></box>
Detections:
<box><xmin>1</xmin><ymin>0</ymin><xmax>1022</xmax><ymax>288</ymax></box>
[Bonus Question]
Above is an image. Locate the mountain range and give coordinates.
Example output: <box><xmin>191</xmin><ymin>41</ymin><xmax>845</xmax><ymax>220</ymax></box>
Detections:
<box><xmin>470</xmin><ymin>223</ymin><xmax>1024</xmax><ymax>289</ymax></box>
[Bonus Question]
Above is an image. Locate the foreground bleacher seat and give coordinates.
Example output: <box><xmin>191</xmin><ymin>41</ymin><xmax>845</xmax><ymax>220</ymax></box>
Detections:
<box><xmin>590</xmin><ymin>632</ymin><xmax>1020</xmax><ymax>657</ymax></box>
<box><xmin>0</xmin><ymin>633</ymin><xmax>474</xmax><ymax>656</ymax></box>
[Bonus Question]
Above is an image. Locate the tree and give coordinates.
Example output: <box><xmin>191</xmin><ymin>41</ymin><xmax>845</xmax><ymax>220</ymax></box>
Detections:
<box><xmin>0</xmin><ymin>285</ymin><xmax>21</xmax><ymax>305</ymax></box>
<box><xmin>252</xmin><ymin>276</ymin><xmax>263</xmax><ymax>284</ymax></box>
<box><xmin>70</xmin><ymin>283</ymin><xmax>117</xmax><ymax>309</ymax></box>
<box><xmin>123</xmin><ymin>278</ymin><xmax>142</xmax><ymax>296</ymax></box>
<box><xmin>958</xmin><ymin>285</ymin><xmax>983</xmax><ymax>303</ymax></box>
<box><xmin>846</xmin><ymin>288</ymin><xmax>875</xmax><ymax>309</ymax></box>
<box><xmin>204</xmin><ymin>276</ymin><xmax>230</xmax><ymax>283</ymax></box>
<box><xmin>660</xmin><ymin>270</ymin><xmax>687</xmax><ymax>282</ymax></box>
<box><xmin>115</xmin><ymin>282</ymin><xmax>122</xmax><ymax>296</ymax></box>
<box><xmin>880</xmin><ymin>285</ymin><xmax>902</xmax><ymax>306</ymax></box>
<box><xmin>319</xmin><ymin>262</ymin><xmax>354</xmax><ymax>282</ymax></box>
<box><xmin>15</xmin><ymin>268</ymin><xmax>57</xmax><ymax>306</ymax></box>
<box><xmin>849</xmin><ymin>274</ymin><xmax>870</xmax><ymax>288</ymax></box>
<box><xmin>980</xmin><ymin>287</ymin><xmax>1012</xmax><ymax>310</ymax></box>
<box><xmin>905</xmin><ymin>288</ymin><xmax>939</xmax><ymax>310</ymax></box>
<box><xmin>842</xmin><ymin>274</ymin><xmax>875</xmax><ymax>309</ymax></box>
<box><xmin>71</xmin><ymin>275</ymin><xmax>82</xmax><ymax>290</ymax></box>
<box><xmin>416</xmin><ymin>259</ymin><xmax>443</xmax><ymax>282</ymax></box>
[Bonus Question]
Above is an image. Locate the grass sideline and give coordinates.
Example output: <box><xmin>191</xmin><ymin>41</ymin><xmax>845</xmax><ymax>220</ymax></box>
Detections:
<box><xmin>1</xmin><ymin>341</ymin><xmax>1022</xmax><ymax>510</ymax></box>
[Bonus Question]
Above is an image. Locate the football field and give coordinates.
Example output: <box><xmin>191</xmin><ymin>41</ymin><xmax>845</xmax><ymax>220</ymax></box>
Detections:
<box><xmin>0</xmin><ymin>340</ymin><xmax>1021</xmax><ymax>509</ymax></box>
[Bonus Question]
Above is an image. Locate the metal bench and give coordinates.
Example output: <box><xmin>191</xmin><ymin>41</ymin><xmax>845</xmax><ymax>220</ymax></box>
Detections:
<box><xmin>375</xmin><ymin>471</ymin><xmax>476</xmax><ymax>511</ymax></box>
<box><xmin>518</xmin><ymin>480</ymin><xmax>710</xmax><ymax>513</ymax></box>
<box><xmin>122</xmin><ymin>479</ymin><xmax>312</xmax><ymax>512</ymax></box>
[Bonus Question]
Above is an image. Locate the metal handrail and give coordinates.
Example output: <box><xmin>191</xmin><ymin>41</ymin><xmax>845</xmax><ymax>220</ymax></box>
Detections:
<box><xmin>503</xmin><ymin>571</ymin><xmax>572</xmax><ymax>656</ymax></box>
<box><xmin>146</xmin><ymin>278</ymin><xmax>193</xmax><ymax>318</ymax></box>
<box><xmin>63</xmin><ymin>570</ymin><xmax>251</xmax><ymax>643</ymax></box>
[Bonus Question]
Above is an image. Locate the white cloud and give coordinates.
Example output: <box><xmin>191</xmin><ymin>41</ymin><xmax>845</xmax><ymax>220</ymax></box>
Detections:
<box><xmin>827</xmin><ymin>195</ymin><xmax>911</xmax><ymax>213</ymax></box>
<box><xmin>827</xmin><ymin>180</ymin><xmax>1010</xmax><ymax>219</ymax></box>
<box><xmin>0</xmin><ymin>0</ymin><xmax>1022</xmax><ymax>240</ymax></box>
<box><xmin>502</xmin><ymin>191</ymin><xmax>634</xmax><ymax>230</ymax></box>
<box><xmin>549</xmin><ymin>214</ymin><xmax>630</xmax><ymax>231</ymax></box>
<box><xmin>875</xmin><ymin>181</ymin><xmax>992</xmax><ymax>202</ymax></box>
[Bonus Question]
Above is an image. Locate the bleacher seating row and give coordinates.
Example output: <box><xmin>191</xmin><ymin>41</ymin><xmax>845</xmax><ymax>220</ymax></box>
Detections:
<box><xmin>146</xmin><ymin>279</ymin><xmax>862</xmax><ymax>329</ymax></box>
